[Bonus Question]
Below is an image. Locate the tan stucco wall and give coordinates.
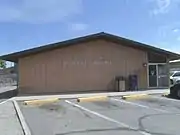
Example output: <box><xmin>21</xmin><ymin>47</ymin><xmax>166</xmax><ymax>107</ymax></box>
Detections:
<box><xmin>18</xmin><ymin>40</ymin><xmax>147</xmax><ymax>94</ymax></box>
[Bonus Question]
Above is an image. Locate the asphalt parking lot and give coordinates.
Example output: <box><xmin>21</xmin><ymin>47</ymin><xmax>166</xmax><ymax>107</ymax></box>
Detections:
<box><xmin>18</xmin><ymin>95</ymin><xmax>180</xmax><ymax>135</ymax></box>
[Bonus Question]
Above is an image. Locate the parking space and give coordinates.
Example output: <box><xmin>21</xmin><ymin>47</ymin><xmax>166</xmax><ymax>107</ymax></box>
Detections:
<box><xmin>119</xmin><ymin>95</ymin><xmax>180</xmax><ymax>113</ymax></box>
<box><xmin>19</xmin><ymin>100</ymin><xmax>129</xmax><ymax>135</ymax></box>
<box><xmin>0</xmin><ymin>101</ymin><xmax>24</xmax><ymax>135</ymax></box>
<box><xmin>18</xmin><ymin>95</ymin><xmax>180</xmax><ymax>135</ymax></box>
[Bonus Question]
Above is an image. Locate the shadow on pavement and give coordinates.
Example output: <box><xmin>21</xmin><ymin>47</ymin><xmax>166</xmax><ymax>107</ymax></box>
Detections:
<box><xmin>0</xmin><ymin>89</ymin><xmax>18</xmax><ymax>99</ymax></box>
<box><xmin>166</xmin><ymin>94</ymin><xmax>180</xmax><ymax>100</ymax></box>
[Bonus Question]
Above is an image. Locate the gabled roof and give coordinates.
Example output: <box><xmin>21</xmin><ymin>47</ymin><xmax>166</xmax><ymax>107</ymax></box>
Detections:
<box><xmin>1</xmin><ymin>32</ymin><xmax>180</xmax><ymax>62</ymax></box>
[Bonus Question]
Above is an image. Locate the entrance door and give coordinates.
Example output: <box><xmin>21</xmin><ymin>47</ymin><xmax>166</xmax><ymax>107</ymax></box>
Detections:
<box><xmin>148</xmin><ymin>64</ymin><xmax>169</xmax><ymax>88</ymax></box>
<box><xmin>158</xmin><ymin>65</ymin><xmax>168</xmax><ymax>87</ymax></box>
<box><xmin>148</xmin><ymin>65</ymin><xmax>157</xmax><ymax>87</ymax></box>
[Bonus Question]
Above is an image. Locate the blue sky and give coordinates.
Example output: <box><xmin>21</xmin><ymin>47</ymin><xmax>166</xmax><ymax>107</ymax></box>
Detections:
<box><xmin>0</xmin><ymin>0</ymin><xmax>180</xmax><ymax>55</ymax></box>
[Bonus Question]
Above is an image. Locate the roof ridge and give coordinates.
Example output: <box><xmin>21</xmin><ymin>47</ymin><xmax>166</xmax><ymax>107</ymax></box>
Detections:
<box><xmin>0</xmin><ymin>32</ymin><xmax>180</xmax><ymax>62</ymax></box>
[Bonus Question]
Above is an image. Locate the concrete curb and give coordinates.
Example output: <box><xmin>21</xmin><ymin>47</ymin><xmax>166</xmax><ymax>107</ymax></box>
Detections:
<box><xmin>122</xmin><ymin>94</ymin><xmax>149</xmax><ymax>100</ymax></box>
<box><xmin>14</xmin><ymin>89</ymin><xmax>169</xmax><ymax>101</ymax></box>
<box><xmin>77</xmin><ymin>96</ymin><xmax>107</xmax><ymax>102</ymax></box>
<box><xmin>162</xmin><ymin>92</ymin><xmax>170</xmax><ymax>97</ymax></box>
<box><xmin>24</xmin><ymin>98</ymin><xmax>59</xmax><ymax>105</ymax></box>
<box><xmin>13</xmin><ymin>100</ymin><xmax>31</xmax><ymax>135</ymax></box>
<box><xmin>0</xmin><ymin>97</ymin><xmax>14</xmax><ymax>105</ymax></box>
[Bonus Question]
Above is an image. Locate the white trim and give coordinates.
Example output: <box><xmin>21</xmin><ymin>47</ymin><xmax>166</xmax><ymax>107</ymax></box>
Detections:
<box><xmin>147</xmin><ymin>65</ymin><xmax>149</xmax><ymax>88</ymax></box>
<box><xmin>148</xmin><ymin>63</ymin><xmax>166</xmax><ymax>65</ymax></box>
<box><xmin>146</xmin><ymin>52</ymin><xmax>149</xmax><ymax>89</ymax></box>
<box><xmin>156</xmin><ymin>65</ymin><xmax>159</xmax><ymax>87</ymax></box>
<box><xmin>170</xmin><ymin>59</ymin><xmax>180</xmax><ymax>63</ymax></box>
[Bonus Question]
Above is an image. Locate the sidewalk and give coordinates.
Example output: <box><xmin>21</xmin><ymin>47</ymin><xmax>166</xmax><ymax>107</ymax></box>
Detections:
<box><xmin>0</xmin><ymin>101</ymin><xmax>24</xmax><ymax>135</ymax></box>
<box><xmin>14</xmin><ymin>89</ymin><xmax>169</xmax><ymax>101</ymax></box>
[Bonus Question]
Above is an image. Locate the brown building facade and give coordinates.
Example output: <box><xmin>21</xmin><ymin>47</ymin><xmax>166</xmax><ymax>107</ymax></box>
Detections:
<box><xmin>1</xmin><ymin>32</ymin><xmax>180</xmax><ymax>94</ymax></box>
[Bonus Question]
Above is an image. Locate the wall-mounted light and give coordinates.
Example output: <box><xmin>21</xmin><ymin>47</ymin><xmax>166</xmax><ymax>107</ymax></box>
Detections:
<box><xmin>143</xmin><ymin>63</ymin><xmax>147</xmax><ymax>67</ymax></box>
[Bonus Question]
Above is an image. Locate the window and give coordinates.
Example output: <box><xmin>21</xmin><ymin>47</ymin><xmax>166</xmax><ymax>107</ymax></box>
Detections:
<box><xmin>172</xmin><ymin>72</ymin><xmax>180</xmax><ymax>77</ymax></box>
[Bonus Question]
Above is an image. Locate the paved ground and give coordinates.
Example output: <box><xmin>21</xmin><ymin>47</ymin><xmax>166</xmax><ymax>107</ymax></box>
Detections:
<box><xmin>0</xmin><ymin>86</ymin><xmax>17</xmax><ymax>93</ymax></box>
<box><xmin>0</xmin><ymin>86</ymin><xmax>17</xmax><ymax>99</ymax></box>
<box><xmin>0</xmin><ymin>101</ymin><xmax>24</xmax><ymax>135</ymax></box>
<box><xmin>18</xmin><ymin>95</ymin><xmax>180</xmax><ymax>135</ymax></box>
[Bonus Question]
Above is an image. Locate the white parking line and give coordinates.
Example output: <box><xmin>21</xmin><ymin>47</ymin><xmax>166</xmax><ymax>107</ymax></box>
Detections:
<box><xmin>110</xmin><ymin>98</ymin><xmax>169</xmax><ymax>113</ymax></box>
<box><xmin>65</xmin><ymin>100</ymin><xmax>151</xmax><ymax>135</ymax></box>
<box><xmin>0</xmin><ymin>97</ymin><xmax>14</xmax><ymax>105</ymax></box>
<box><xmin>13</xmin><ymin>100</ymin><xmax>31</xmax><ymax>135</ymax></box>
<box><xmin>151</xmin><ymin>96</ymin><xmax>180</xmax><ymax>102</ymax></box>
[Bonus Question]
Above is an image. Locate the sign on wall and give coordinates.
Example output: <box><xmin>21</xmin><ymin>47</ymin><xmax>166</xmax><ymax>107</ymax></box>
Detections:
<box><xmin>61</xmin><ymin>56</ymin><xmax>112</xmax><ymax>68</ymax></box>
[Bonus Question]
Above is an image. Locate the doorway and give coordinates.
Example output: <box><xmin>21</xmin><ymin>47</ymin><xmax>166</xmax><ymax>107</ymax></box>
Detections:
<box><xmin>148</xmin><ymin>64</ymin><xmax>168</xmax><ymax>88</ymax></box>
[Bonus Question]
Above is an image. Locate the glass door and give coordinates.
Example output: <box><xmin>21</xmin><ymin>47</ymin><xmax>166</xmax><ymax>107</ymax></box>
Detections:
<box><xmin>158</xmin><ymin>64</ymin><xmax>168</xmax><ymax>87</ymax></box>
<box><xmin>148</xmin><ymin>65</ymin><xmax>157</xmax><ymax>87</ymax></box>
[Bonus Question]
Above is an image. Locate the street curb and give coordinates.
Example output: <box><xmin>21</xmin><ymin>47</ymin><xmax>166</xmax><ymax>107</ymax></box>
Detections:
<box><xmin>162</xmin><ymin>92</ymin><xmax>170</xmax><ymax>97</ymax></box>
<box><xmin>13</xmin><ymin>100</ymin><xmax>31</xmax><ymax>135</ymax></box>
<box><xmin>0</xmin><ymin>97</ymin><xmax>14</xmax><ymax>105</ymax></box>
<box><xmin>122</xmin><ymin>94</ymin><xmax>149</xmax><ymax>100</ymax></box>
<box><xmin>24</xmin><ymin>98</ymin><xmax>59</xmax><ymax>105</ymax></box>
<box><xmin>77</xmin><ymin>96</ymin><xmax>108</xmax><ymax>102</ymax></box>
<box><xmin>14</xmin><ymin>89</ymin><xmax>169</xmax><ymax>101</ymax></box>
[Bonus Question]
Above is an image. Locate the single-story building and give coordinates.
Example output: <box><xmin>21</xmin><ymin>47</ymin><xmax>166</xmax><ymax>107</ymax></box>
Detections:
<box><xmin>1</xmin><ymin>32</ymin><xmax>180</xmax><ymax>95</ymax></box>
